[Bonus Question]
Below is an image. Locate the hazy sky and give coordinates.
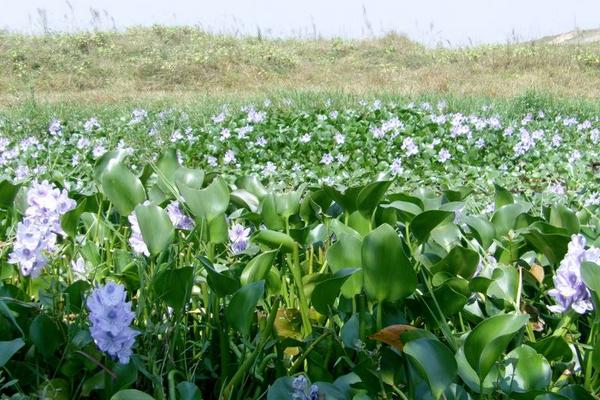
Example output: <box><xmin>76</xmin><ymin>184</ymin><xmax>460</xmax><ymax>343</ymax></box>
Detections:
<box><xmin>2</xmin><ymin>0</ymin><xmax>599</xmax><ymax>46</ymax></box>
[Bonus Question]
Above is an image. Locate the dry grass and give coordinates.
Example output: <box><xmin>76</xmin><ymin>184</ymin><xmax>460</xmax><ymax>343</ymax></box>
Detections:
<box><xmin>2</xmin><ymin>26</ymin><xmax>600</xmax><ymax>107</ymax></box>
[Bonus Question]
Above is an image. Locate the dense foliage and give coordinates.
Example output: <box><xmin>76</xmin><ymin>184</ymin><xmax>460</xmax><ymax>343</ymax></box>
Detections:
<box><xmin>0</xmin><ymin>99</ymin><xmax>600</xmax><ymax>399</ymax></box>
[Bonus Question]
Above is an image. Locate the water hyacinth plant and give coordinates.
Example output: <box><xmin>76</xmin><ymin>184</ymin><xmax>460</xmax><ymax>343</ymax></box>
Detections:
<box><xmin>0</xmin><ymin>97</ymin><xmax>600</xmax><ymax>399</ymax></box>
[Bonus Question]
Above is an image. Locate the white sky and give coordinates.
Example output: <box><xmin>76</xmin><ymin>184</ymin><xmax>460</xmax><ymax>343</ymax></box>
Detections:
<box><xmin>1</xmin><ymin>0</ymin><xmax>599</xmax><ymax>47</ymax></box>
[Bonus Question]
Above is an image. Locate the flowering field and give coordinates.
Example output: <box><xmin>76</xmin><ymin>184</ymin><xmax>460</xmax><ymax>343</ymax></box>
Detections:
<box><xmin>1</xmin><ymin>98</ymin><xmax>600</xmax><ymax>399</ymax></box>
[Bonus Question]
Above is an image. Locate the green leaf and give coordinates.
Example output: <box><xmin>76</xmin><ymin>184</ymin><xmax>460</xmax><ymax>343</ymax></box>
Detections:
<box><xmin>236</xmin><ymin>175</ymin><xmax>268</xmax><ymax>200</ymax></box>
<box><xmin>529</xmin><ymin>335</ymin><xmax>572</xmax><ymax>362</ymax></box>
<box><xmin>362</xmin><ymin>224</ymin><xmax>416</xmax><ymax>302</ymax></box>
<box><xmin>226</xmin><ymin>281</ymin><xmax>265</xmax><ymax>336</ymax></box>
<box><xmin>558</xmin><ymin>385</ymin><xmax>596</xmax><ymax>400</ymax></box>
<box><xmin>101</xmin><ymin>161</ymin><xmax>146</xmax><ymax>216</ymax></box>
<box><xmin>153</xmin><ymin>267</ymin><xmax>193</xmax><ymax>313</ymax></box>
<box><xmin>177</xmin><ymin>382</ymin><xmax>203</xmax><ymax>400</ymax></box>
<box><xmin>431</xmin><ymin>246</ymin><xmax>480</xmax><ymax>279</ymax></box>
<box><xmin>0</xmin><ymin>180</ymin><xmax>21</xmax><ymax>209</ymax></box>
<box><xmin>0</xmin><ymin>338</ymin><xmax>25</xmax><ymax>367</ymax></box>
<box><xmin>404</xmin><ymin>338</ymin><xmax>458</xmax><ymax>400</ymax></box>
<box><xmin>523</xmin><ymin>229</ymin><xmax>570</xmax><ymax>265</ymax></box>
<box><xmin>231</xmin><ymin>189</ymin><xmax>259</xmax><ymax>212</ymax></box>
<box><xmin>499</xmin><ymin>345</ymin><xmax>551</xmax><ymax>393</ymax></box>
<box><xmin>549</xmin><ymin>205</ymin><xmax>580</xmax><ymax>235</ymax></box>
<box><xmin>254</xmin><ymin>230</ymin><xmax>297</xmax><ymax>252</ymax></box>
<box><xmin>179</xmin><ymin>176</ymin><xmax>229</xmax><ymax>221</ymax></box>
<box><xmin>94</xmin><ymin>150</ymin><xmax>128</xmax><ymax>186</ymax></box>
<box><xmin>64</xmin><ymin>280</ymin><xmax>91</xmax><ymax>313</ymax></box>
<box><xmin>241</xmin><ymin>250</ymin><xmax>278</xmax><ymax>286</ymax></box>
<box><xmin>155</xmin><ymin>148</ymin><xmax>179</xmax><ymax>194</ymax></box>
<box><xmin>357</xmin><ymin>180</ymin><xmax>391</xmax><ymax>217</ymax></box>
<box><xmin>135</xmin><ymin>204</ymin><xmax>175</xmax><ymax>256</ymax></box>
<box><xmin>174</xmin><ymin>167</ymin><xmax>204</xmax><ymax>189</ymax></box>
<box><xmin>410</xmin><ymin>210</ymin><xmax>454</xmax><ymax>243</ymax></box>
<box><xmin>29</xmin><ymin>314</ymin><xmax>63</xmax><ymax>357</ymax></box>
<box><xmin>312</xmin><ymin>269</ymin><xmax>357</xmax><ymax>315</ymax></box>
<box><xmin>198</xmin><ymin>256</ymin><xmax>239</xmax><ymax>297</ymax></box>
<box><xmin>261</xmin><ymin>193</ymin><xmax>286</xmax><ymax>231</ymax></box>
<box><xmin>464</xmin><ymin>313</ymin><xmax>528</xmax><ymax>382</ymax></box>
<box><xmin>464</xmin><ymin>216</ymin><xmax>496</xmax><ymax>250</ymax></box>
<box><xmin>380</xmin><ymin>200</ymin><xmax>423</xmax><ymax>223</ymax></box>
<box><xmin>494</xmin><ymin>184</ymin><xmax>514</xmax><ymax>208</ymax></box>
<box><xmin>111</xmin><ymin>389</ymin><xmax>155</xmax><ymax>400</ymax></box>
<box><xmin>581</xmin><ymin>261</ymin><xmax>600</xmax><ymax>295</ymax></box>
<box><xmin>492</xmin><ymin>203</ymin><xmax>531</xmax><ymax>238</ymax></box>
<box><xmin>61</xmin><ymin>198</ymin><xmax>87</xmax><ymax>238</ymax></box>
<box><xmin>326</xmin><ymin>233</ymin><xmax>363</xmax><ymax>298</ymax></box>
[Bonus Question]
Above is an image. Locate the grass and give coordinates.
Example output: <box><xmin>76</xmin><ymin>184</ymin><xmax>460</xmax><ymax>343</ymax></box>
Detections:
<box><xmin>2</xmin><ymin>26</ymin><xmax>600</xmax><ymax>108</ymax></box>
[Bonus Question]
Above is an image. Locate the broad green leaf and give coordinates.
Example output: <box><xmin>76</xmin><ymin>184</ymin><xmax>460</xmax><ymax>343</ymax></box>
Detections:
<box><xmin>111</xmin><ymin>389</ymin><xmax>155</xmax><ymax>400</ymax></box>
<box><xmin>177</xmin><ymin>382</ymin><xmax>202</xmax><ymax>400</ymax></box>
<box><xmin>155</xmin><ymin>148</ymin><xmax>179</xmax><ymax>194</ymax></box>
<box><xmin>404</xmin><ymin>338</ymin><xmax>458</xmax><ymax>400</ymax></box>
<box><xmin>261</xmin><ymin>193</ymin><xmax>286</xmax><ymax>231</ymax></box>
<box><xmin>464</xmin><ymin>215</ymin><xmax>496</xmax><ymax>250</ymax></box>
<box><xmin>94</xmin><ymin>150</ymin><xmax>128</xmax><ymax>186</ymax></box>
<box><xmin>362</xmin><ymin>224</ymin><xmax>416</xmax><ymax>302</ymax></box>
<box><xmin>494</xmin><ymin>184</ymin><xmax>514</xmax><ymax>208</ymax></box>
<box><xmin>29</xmin><ymin>314</ymin><xmax>63</xmax><ymax>357</ymax></box>
<box><xmin>311</xmin><ymin>269</ymin><xmax>357</xmax><ymax>315</ymax></box>
<box><xmin>198</xmin><ymin>256</ymin><xmax>239</xmax><ymax>297</ymax></box>
<box><xmin>431</xmin><ymin>246</ymin><xmax>480</xmax><ymax>279</ymax></box>
<box><xmin>61</xmin><ymin>198</ymin><xmax>87</xmax><ymax>238</ymax></box>
<box><xmin>226</xmin><ymin>281</ymin><xmax>265</xmax><ymax>336</ymax></box>
<box><xmin>236</xmin><ymin>175</ymin><xmax>268</xmax><ymax>200</ymax></box>
<box><xmin>492</xmin><ymin>203</ymin><xmax>531</xmax><ymax>238</ymax></box>
<box><xmin>348</xmin><ymin>210</ymin><xmax>371</xmax><ymax>237</ymax></box>
<box><xmin>179</xmin><ymin>176</ymin><xmax>229</xmax><ymax>221</ymax></box>
<box><xmin>487</xmin><ymin>265</ymin><xmax>519</xmax><ymax>305</ymax></box>
<box><xmin>581</xmin><ymin>261</ymin><xmax>600</xmax><ymax>295</ymax></box>
<box><xmin>411</xmin><ymin>210</ymin><xmax>454</xmax><ymax>243</ymax></box>
<box><xmin>558</xmin><ymin>385</ymin><xmax>596</xmax><ymax>400</ymax></box>
<box><xmin>523</xmin><ymin>228</ymin><xmax>570</xmax><ymax>265</ymax></box>
<box><xmin>326</xmin><ymin>233</ymin><xmax>363</xmax><ymax>297</ymax></box>
<box><xmin>101</xmin><ymin>161</ymin><xmax>146</xmax><ymax>216</ymax></box>
<box><xmin>241</xmin><ymin>250</ymin><xmax>278</xmax><ymax>285</ymax></box>
<box><xmin>529</xmin><ymin>335</ymin><xmax>572</xmax><ymax>362</ymax></box>
<box><xmin>464</xmin><ymin>313</ymin><xmax>528</xmax><ymax>382</ymax></box>
<box><xmin>549</xmin><ymin>205</ymin><xmax>580</xmax><ymax>235</ymax></box>
<box><xmin>153</xmin><ymin>267</ymin><xmax>193</xmax><ymax>313</ymax></box>
<box><xmin>135</xmin><ymin>204</ymin><xmax>175</xmax><ymax>256</ymax></box>
<box><xmin>0</xmin><ymin>180</ymin><xmax>21</xmax><ymax>208</ymax></box>
<box><xmin>254</xmin><ymin>230</ymin><xmax>297</xmax><ymax>252</ymax></box>
<box><xmin>499</xmin><ymin>345</ymin><xmax>551</xmax><ymax>393</ymax></box>
<box><xmin>174</xmin><ymin>167</ymin><xmax>204</xmax><ymax>189</ymax></box>
<box><xmin>231</xmin><ymin>189</ymin><xmax>259</xmax><ymax>212</ymax></box>
<box><xmin>357</xmin><ymin>180</ymin><xmax>391</xmax><ymax>217</ymax></box>
<box><xmin>380</xmin><ymin>200</ymin><xmax>423</xmax><ymax>222</ymax></box>
<box><xmin>0</xmin><ymin>338</ymin><xmax>25</xmax><ymax>367</ymax></box>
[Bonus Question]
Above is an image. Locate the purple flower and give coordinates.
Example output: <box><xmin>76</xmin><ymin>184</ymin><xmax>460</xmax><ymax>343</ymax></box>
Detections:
<box><xmin>9</xmin><ymin>181</ymin><xmax>75</xmax><ymax>277</ymax></box>
<box><xmin>128</xmin><ymin>212</ymin><xmax>150</xmax><ymax>256</ymax></box>
<box><xmin>229</xmin><ymin>223</ymin><xmax>250</xmax><ymax>254</ymax></box>
<box><xmin>548</xmin><ymin>234</ymin><xmax>600</xmax><ymax>314</ymax></box>
<box><xmin>166</xmin><ymin>201</ymin><xmax>194</xmax><ymax>230</ymax></box>
<box><xmin>87</xmin><ymin>282</ymin><xmax>139</xmax><ymax>364</ymax></box>
<box><xmin>320</xmin><ymin>153</ymin><xmax>334</xmax><ymax>165</ymax></box>
<box><xmin>84</xmin><ymin>117</ymin><xmax>100</xmax><ymax>132</ymax></box>
<box><xmin>402</xmin><ymin>137</ymin><xmax>418</xmax><ymax>156</ymax></box>
<box><xmin>438</xmin><ymin>148</ymin><xmax>451</xmax><ymax>163</ymax></box>
<box><xmin>292</xmin><ymin>375</ymin><xmax>320</xmax><ymax>400</ymax></box>
<box><xmin>48</xmin><ymin>118</ymin><xmax>62</xmax><ymax>136</ymax></box>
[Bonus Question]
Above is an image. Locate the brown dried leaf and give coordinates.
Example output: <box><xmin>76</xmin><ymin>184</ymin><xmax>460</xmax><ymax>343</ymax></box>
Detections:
<box><xmin>369</xmin><ymin>324</ymin><xmax>416</xmax><ymax>350</ymax></box>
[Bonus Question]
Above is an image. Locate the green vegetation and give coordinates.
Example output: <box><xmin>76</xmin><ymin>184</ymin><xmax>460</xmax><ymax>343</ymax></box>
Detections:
<box><xmin>2</xmin><ymin>26</ymin><xmax>600</xmax><ymax>108</ymax></box>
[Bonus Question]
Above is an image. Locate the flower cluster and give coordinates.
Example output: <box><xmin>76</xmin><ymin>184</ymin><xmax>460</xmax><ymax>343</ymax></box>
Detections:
<box><xmin>86</xmin><ymin>282</ymin><xmax>138</xmax><ymax>364</ymax></box>
<box><xmin>548</xmin><ymin>234</ymin><xmax>600</xmax><ymax>314</ymax></box>
<box><xmin>166</xmin><ymin>201</ymin><xmax>195</xmax><ymax>230</ymax></box>
<box><xmin>229</xmin><ymin>223</ymin><xmax>251</xmax><ymax>254</ymax></box>
<box><xmin>292</xmin><ymin>375</ymin><xmax>319</xmax><ymax>400</ymax></box>
<box><xmin>9</xmin><ymin>181</ymin><xmax>76</xmax><ymax>277</ymax></box>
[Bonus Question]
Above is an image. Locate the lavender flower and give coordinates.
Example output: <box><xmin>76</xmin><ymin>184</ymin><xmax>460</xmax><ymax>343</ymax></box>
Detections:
<box><xmin>84</xmin><ymin>117</ymin><xmax>100</xmax><ymax>132</ymax></box>
<box><xmin>229</xmin><ymin>223</ymin><xmax>251</xmax><ymax>254</ymax></box>
<box><xmin>86</xmin><ymin>282</ymin><xmax>139</xmax><ymax>364</ymax></box>
<box><xmin>402</xmin><ymin>137</ymin><xmax>418</xmax><ymax>156</ymax></box>
<box><xmin>48</xmin><ymin>118</ymin><xmax>62</xmax><ymax>136</ymax></box>
<box><xmin>128</xmin><ymin>212</ymin><xmax>150</xmax><ymax>256</ymax></box>
<box><xmin>8</xmin><ymin>181</ymin><xmax>76</xmax><ymax>277</ymax></box>
<box><xmin>548</xmin><ymin>234</ymin><xmax>600</xmax><ymax>314</ymax></box>
<box><xmin>223</xmin><ymin>150</ymin><xmax>236</xmax><ymax>165</ymax></box>
<box><xmin>292</xmin><ymin>375</ymin><xmax>320</xmax><ymax>400</ymax></box>
<box><xmin>166</xmin><ymin>201</ymin><xmax>194</xmax><ymax>230</ymax></box>
<box><xmin>438</xmin><ymin>148</ymin><xmax>451</xmax><ymax>163</ymax></box>
<box><xmin>320</xmin><ymin>153</ymin><xmax>334</xmax><ymax>165</ymax></box>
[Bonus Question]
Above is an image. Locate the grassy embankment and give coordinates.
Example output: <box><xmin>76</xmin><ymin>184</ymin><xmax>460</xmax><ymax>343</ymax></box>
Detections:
<box><xmin>1</xmin><ymin>25</ymin><xmax>600</xmax><ymax>112</ymax></box>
